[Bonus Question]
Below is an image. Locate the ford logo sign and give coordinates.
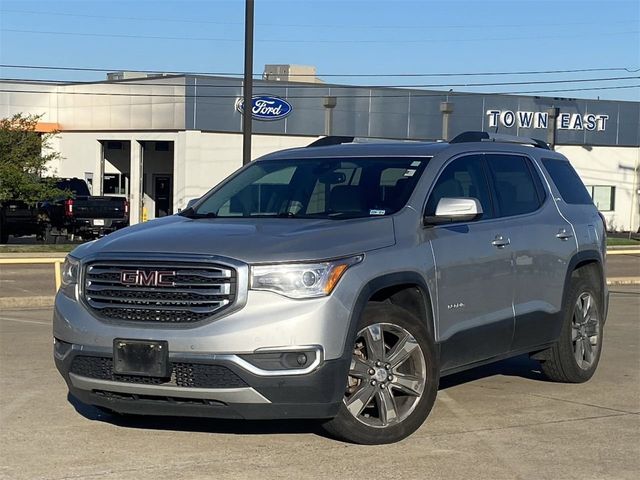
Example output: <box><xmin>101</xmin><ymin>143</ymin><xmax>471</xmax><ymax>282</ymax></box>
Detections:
<box><xmin>235</xmin><ymin>95</ymin><xmax>292</xmax><ymax>121</ymax></box>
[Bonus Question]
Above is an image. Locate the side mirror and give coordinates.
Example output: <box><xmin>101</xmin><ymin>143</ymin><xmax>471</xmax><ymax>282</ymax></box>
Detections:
<box><xmin>423</xmin><ymin>197</ymin><xmax>483</xmax><ymax>225</ymax></box>
<box><xmin>186</xmin><ymin>197</ymin><xmax>200</xmax><ymax>209</ymax></box>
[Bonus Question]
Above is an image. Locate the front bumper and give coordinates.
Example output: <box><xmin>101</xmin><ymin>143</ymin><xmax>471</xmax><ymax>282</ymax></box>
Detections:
<box><xmin>55</xmin><ymin>341</ymin><xmax>350</xmax><ymax>419</ymax></box>
<box><xmin>53</xmin><ymin>275</ymin><xmax>358</xmax><ymax>419</ymax></box>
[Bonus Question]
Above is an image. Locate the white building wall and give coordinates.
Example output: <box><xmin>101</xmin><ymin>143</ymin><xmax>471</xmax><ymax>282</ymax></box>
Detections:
<box><xmin>557</xmin><ymin>145</ymin><xmax>640</xmax><ymax>232</ymax></box>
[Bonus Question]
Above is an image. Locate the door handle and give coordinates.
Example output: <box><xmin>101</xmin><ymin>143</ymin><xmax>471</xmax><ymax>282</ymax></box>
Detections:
<box><xmin>492</xmin><ymin>235</ymin><xmax>511</xmax><ymax>248</ymax></box>
<box><xmin>556</xmin><ymin>229</ymin><xmax>573</xmax><ymax>240</ymax></box>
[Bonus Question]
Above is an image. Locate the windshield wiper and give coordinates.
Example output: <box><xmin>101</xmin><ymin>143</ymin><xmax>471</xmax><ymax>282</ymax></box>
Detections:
<box><xmin>181</xmin><ymin>208</ymin><xmax>218</xmax><ymax>219</ymax></box>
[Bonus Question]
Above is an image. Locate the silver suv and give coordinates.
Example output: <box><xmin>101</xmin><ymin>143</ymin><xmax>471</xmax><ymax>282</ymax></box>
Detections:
<box><xmin>53</xmin><ymin>131</ymin><xmax>608</xmax><ymax>444</ymax></box>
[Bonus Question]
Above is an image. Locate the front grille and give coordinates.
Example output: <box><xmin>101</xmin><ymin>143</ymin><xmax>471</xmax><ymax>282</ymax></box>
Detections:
<box><xmin>70</xmin><ymin>356</ymin><xmax>247</xmax><ymax>389</ymax></box>
<box><xmin>83</xmin><ymin>260</ymin><xmax>236</xmax><ymax>324</ymax></box>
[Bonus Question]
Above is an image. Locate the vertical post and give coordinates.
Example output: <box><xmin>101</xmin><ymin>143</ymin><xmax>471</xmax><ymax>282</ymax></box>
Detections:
<box><xmin>54</xmin><ymin>260</ymin><xmax>62</xmax><ymax>290</ymax></box>
<box><xmin>242</xmin><ymin>0</ymin><xmax>255</xmax><ymax>166</ymax></box>
<box><xmin>547</xmin><ymin>107</ymin><xmax>560</xmax><ymax>150</ymax></box>
<box><xmin>440</xmin><ymin>101</ymin><xmax>454</xmax><ymax>141</ymax></box>
<box><xmin>97</xmin><ymin>141</ymin><xmax>105</xmax><ymax>196</ymax></box>
<box><xmin>129</xmin><ymin>141</ymin><xmax>142</xmax><ymax>225</ymax></box>
<box><xmin>323</xmin><ymin>96</ymin><xmax>337</xmax><ymax>136</ymax></box>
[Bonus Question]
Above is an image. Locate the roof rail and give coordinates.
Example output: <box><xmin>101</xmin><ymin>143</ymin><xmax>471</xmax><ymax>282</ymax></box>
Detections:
<box><xmin>307</xmin><ymin>136</ymin><xmax>355</xmax><ymax>147</ymax></box>
<box><xmin>307</xmin><ymin>136</ymin><xmax>422</xmax><ymax>148</ymax></box>
<box><xmin>450</xmin><ymin>131</ymin><xmax>550</xmax><ymax>150</ymax></box>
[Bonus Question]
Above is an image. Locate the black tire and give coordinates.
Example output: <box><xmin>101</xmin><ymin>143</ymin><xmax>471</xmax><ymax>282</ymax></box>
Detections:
<box><xmin>43</xmin><ymin>226</ymin><xmax>58</xmax><ymax>245</ymax></box>
<box><xmin>321</xmin><ymin>302</ymin><xmax>439</xmax><ymax>444</ymax></box>
<box><xmin>539</xmin><ymin>268</ymin><xmax>604</xmax><ymax>383</ymax></box>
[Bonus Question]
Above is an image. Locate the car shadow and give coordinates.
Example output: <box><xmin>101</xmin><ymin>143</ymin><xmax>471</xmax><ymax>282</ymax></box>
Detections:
<box><xmin>439</xmin><ymin>354</ymin><xmax>546</xmax><ymax>390</ymax></box>
<box><xmin>68</xmin><ymin>354</ymin><xmax>547</xmax><ymax>436</ymax></box>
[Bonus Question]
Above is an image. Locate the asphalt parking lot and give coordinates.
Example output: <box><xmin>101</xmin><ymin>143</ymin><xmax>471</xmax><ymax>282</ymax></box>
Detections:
<box><xmin>0</xmin><ymin>287</ymin><xmax>638</xmax><ymax>480</ymax></box>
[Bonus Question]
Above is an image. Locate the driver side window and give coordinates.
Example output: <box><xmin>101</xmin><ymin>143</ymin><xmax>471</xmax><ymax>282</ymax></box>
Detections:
<box><xmin>425</xmin><ymin>154</ymin><xmax>493</xmax><ymax>220</ymax></box>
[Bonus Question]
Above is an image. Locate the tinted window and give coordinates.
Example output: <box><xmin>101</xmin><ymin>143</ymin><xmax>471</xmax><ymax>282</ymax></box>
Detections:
<box><xmin>542</xmin><ymin>158</ymin><xmax>593</xmax><ymax>205</ymax></box>
<box><xmin>55</xmin><ymin>179</ymin><xmax>90</xmax><ymax>196</ymax></box>
<box><xmin>425</xmin><ymin>154</ymin><xmax>493</xmax><ymax>219</ymax></box>
<box><xmin>193</xmin><ymin>157</ymin><xmax>429</xmax><ymax>219</ymax></box>
<box><xmin>486</xmin><ymin>155</ymin><xmax>542</xmax><ymax>217</ymax></box>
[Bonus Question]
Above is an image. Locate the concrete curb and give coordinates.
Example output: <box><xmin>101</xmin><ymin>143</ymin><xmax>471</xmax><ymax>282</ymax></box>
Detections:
<box><xmin>607</xmin><ymin>278</ymin><xmax>640</xmax><ymax>286</ymax></box>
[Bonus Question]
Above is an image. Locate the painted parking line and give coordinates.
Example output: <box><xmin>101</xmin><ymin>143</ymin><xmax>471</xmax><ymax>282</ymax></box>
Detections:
<box><xmin>0</xmin><ymin>316</ymin><xmax>50</xmax><ymax>326</ymax></box>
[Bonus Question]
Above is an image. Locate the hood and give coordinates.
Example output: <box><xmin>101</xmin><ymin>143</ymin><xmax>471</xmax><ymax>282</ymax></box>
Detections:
<box><xmin>71</xmin><ymin>215</ymin><xmax>396</xmax><ymax>264</ymax></box>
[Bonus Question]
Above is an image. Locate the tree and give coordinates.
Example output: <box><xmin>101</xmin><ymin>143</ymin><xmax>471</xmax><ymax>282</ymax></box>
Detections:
<box><xmin>0</xmin><ymin>113</ymin><xmax>65</xmax><ymax>205</ymax></box>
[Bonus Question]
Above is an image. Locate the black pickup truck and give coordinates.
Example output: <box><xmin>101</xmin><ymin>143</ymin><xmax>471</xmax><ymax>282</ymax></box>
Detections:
<box><xmin>42</xmin><ymin>178</ymin><xmax>129</xmax><ymax>240</ymax></box>
<box><xmin>1</xmin><ymin>178</ymin><xmax>129</xmax><ymax>243</ymax></box>
<box><xmin>0</xmin><ymin>201</ymin><xmax>42</xmax><ymax>243</ymax></box>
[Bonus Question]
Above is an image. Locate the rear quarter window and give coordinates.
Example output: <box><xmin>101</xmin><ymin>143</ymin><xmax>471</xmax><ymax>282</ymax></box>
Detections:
<box><xmin>541</xmin><ymin>158</ymin><xmax>593</xmax><ymax>205</ymax></box>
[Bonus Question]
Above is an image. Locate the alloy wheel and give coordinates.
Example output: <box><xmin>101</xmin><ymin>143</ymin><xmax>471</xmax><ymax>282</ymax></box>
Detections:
<box><xmin>344</xmin><ymin>322</ymin><xmax>426</xmax><ymax>428</ymax></box>
<box><xmin>571</xmin><ymin>292</ymin><xmax>601</xmax><ymax>370</ymax></box>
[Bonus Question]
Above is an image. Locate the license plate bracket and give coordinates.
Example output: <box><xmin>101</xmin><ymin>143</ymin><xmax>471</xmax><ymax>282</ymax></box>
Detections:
<box><xmin>113</xmin><ymin>339</ymin><xmax>169</xmax><ymax>377</ymax></box>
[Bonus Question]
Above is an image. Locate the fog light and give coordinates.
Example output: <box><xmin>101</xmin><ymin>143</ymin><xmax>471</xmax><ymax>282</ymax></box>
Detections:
<box><xmin>239</xmin><ymin>348</ymin><xmax>319</xmax><ymax>372</ymax></box>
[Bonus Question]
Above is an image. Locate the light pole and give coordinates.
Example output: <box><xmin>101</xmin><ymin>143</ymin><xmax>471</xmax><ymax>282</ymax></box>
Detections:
<box><xmin>440</xmin><ymin>101</ymin><xmax>454</xmax><ymax>141</ymax></box>
<box><xmin>323</xmin><ymin>96</ymin><xmax>337</xmax><ymax>136</ymax></box>
<box><xmin>242</xmin><ymin>0</ymin><xmax>254</xmax><ymax>165</ymax></box>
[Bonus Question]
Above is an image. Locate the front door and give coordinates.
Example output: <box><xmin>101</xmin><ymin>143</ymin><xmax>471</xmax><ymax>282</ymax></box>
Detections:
<box><xmin>154</xmin><ymin>175</ymin><xmax>173</xmax><ymax>218</ymax></box>
<box><xmin>423</xmin><ymin>154</ymin><xmax>514</xmax><ymax>371</ymax></box>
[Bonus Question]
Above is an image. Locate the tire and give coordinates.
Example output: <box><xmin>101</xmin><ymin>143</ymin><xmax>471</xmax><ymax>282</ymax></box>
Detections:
<box><xmin>321</xmin><ymin>303</ymin><xmax>439</xmax><ymax>444</ymax></box>
<box><xmin>43</xmin><ymin>226</ymin><xmax>58</xmax><ymax>245</ymax></box>
<box><xmin>539</xmin><ymin>268</ymin><xmax>604</xmax><ymax>383</ymax></box>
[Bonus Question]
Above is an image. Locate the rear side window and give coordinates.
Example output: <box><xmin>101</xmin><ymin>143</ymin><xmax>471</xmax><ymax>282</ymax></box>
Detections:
<box><xmin>486</xmin><ymin>154</ymin><xmax>543</xmax><ymax>217</ymax></box>
<box><xmin>541</xmin><ymin>158</ymin><xmax>593</xmax><ymax>205</ymax></box>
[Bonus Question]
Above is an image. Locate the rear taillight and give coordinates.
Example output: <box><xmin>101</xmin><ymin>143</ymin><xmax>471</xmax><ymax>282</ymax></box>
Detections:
<box><xmin>64</xmin><ymin>199</ymin><xmax>74</xmax><ymax>217</ymax></box>
<box><xmin>124</xmin><ymin>199</ymin><xmax>129</xmax><ymax>216</ymax></box>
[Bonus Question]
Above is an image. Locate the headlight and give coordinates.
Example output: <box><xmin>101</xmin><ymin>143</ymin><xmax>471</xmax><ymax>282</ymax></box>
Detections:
<box><xmin>250</xmin><ymin>255</ymin><xmax>363</xmax><ymax>299</ymax></box>
<box><xmin>60</xmin><ymin>256</ymin><xmax>79</xmax><ymax>299</ymax></box>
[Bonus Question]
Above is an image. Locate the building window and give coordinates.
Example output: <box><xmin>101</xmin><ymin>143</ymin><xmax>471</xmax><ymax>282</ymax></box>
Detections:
<box><xmin>587</xmin><ymin>185</ymin><xmax>615</xmax><ymax>211</ymax></box>
<box><xmin>103</xmin><ymin>173</ymin><xmax>128</xmax><ymax>195</ymax></box>
<box><xmin>154</xmin><ymin>141</ymin><xmax>171</xmax><ymax>152</ymax></box>
<box><xmin>106</xmin><ymin>141</ymin><xmax>123</xmax><ymax>150</ymax></box>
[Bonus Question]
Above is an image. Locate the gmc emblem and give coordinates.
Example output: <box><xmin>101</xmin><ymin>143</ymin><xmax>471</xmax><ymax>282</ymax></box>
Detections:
<box><xmin>120</xmin><ymin>270</ymin><xmax>176</xmax><ymax>287</ymax></box>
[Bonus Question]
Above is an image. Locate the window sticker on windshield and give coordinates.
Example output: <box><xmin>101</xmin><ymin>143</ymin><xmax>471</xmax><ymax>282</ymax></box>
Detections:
<box><xmin>370</xmin><ymin>209</ymin><xmax>386</xmax><ymax>216</ymax></box>
<box><xmin>410</xmin><ymin>161</ymin><xmax>421</xmax><ymax>167</ymax></box>
<box><xmin>404</xmin><ymin>169</ymin><xmax>416</xmax><ymax>177</ymax></box>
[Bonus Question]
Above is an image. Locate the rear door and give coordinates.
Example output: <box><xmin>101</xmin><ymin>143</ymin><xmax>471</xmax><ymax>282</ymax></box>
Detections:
<box><xmin>540</xmin><ymin>157</ymin><xmax>605</xmax><ymax>253</ymax></box>
<box><xmin>425</xmin><ymin>154</ymin><xmax>514</xmax><ymax>371</ymax></box>
<box><xmin>484</xmin><ymin>153</ymin><xmax>576</xmax><ymax>351</ymax></box>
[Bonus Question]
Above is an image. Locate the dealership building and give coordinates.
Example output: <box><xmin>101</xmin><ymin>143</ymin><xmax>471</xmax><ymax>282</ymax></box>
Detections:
<box><xmin>1</xmin><ymin>71</ymin><xmax>638</xmax><ymax>230</ymax></box>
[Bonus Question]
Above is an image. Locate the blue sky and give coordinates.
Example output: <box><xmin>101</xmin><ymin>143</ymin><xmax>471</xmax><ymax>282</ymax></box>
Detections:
<box><xmin>1</xmin><ymin>0</ymin><xmax>639</xmax><ymax>100</ymax></box>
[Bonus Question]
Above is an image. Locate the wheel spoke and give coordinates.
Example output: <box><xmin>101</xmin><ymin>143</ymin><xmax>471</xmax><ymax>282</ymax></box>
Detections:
<box><xmin>583</xmin><ymin>338</ymin><xmax>594</xmax><ymax>364</ymax></box>
<box><xmin>349</xmin><ymin>356</ymin><xmax>372</xmax><ymax>379</ymax></box>
<box><xmin>345</xmin><ymin>384</ymin><xmax>376</xmax><ymax>417</ymax></box>
<box><xmin>362</xmin><ymin>324</ymin><xmax>385</xmax><ymax>361</ymax></box>
<box><xmin>377</xmin><ymin>388</ymin><xmax>398</xmax><ymax>426</ymax></box>
<box><xmin>387</xmin><ymin>333</ymin><xmax>419</xmax><ymax>369</ymax></box>
<box><xmin>571</xmin><ymin>324</ymin><xmax>580</xmax><ymax>341</ymax></box>
<box><xmin>574</xmin><ymin>337</ymin><xmax>585</xmax><ymax>364</ymax></box>
<box><xmin>583</xmin><ymin>294</ymin><xmax>592</xmax><ymax>320</ymax></box>
<box><xmin>391</xmin><ymin>373</ymin><xmax>423</xmax><ymax>397</ymax></box>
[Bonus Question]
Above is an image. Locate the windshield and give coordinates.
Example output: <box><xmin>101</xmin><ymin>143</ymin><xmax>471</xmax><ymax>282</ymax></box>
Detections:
<box><xmin>188</xmin><ymin>157</ymin><xmax>429</xmax><ymax>219</ymax></box>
